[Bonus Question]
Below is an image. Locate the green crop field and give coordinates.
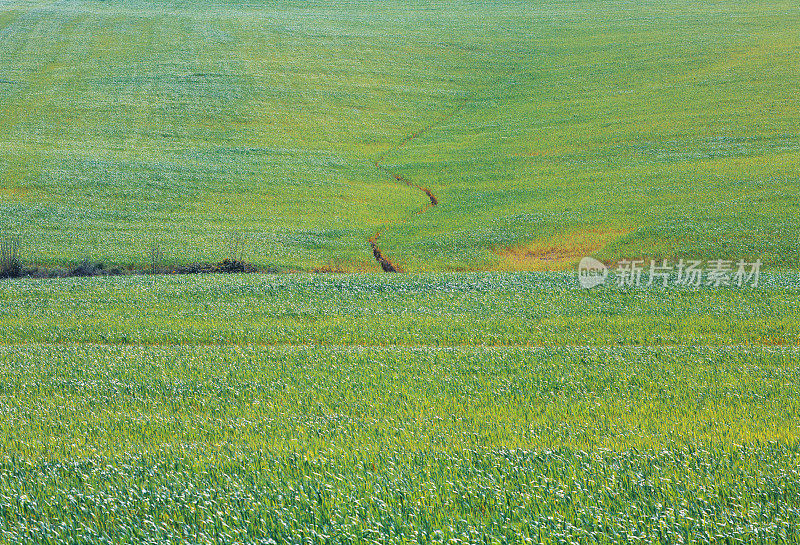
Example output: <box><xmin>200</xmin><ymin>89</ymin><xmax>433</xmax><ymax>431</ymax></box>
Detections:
<box><xmin>1</xmin><ymin>0</ymin><xmax>798</xmax><ymax>272</ymax></box>
<box><xmin>1</xmin><ymin>0</ymin><xmax>800</xmax><ymax>543</ymax></box>
<box><xmin>0</xmin><ymin>273</ymin><xmax>799</xmax><ymax>542</ymax></box>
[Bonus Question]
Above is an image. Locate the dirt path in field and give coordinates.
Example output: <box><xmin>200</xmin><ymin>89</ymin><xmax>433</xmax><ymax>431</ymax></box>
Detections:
<box><xmin>368</xmin><ymin>105</ymin><xmax>467</xmax><ymax>272</ymax></box>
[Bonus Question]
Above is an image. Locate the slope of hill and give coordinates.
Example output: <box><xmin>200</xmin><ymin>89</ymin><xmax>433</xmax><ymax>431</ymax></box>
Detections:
<box><xmin>0</xmin><ymin>0</ymin><xmax>797</xmax><ymax>272</ymax></box>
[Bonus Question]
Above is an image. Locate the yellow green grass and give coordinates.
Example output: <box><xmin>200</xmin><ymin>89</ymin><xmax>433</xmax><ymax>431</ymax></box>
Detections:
<box><xmin>1</xmin><ymin>0</ymin><xmax>800</xmax><ymax>541</ymax></box>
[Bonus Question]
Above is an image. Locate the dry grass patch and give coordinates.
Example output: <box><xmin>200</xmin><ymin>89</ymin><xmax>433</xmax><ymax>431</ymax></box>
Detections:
<box><xmin>496</xmin><ymin>226</ymin><xmax>631</xmax><ymax>271</ymax></box>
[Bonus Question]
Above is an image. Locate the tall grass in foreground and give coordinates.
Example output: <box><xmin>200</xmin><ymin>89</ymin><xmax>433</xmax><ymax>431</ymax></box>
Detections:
<box><xmin>0</xmin><ymin>344</ymin><xmax>797</xmax><ymax>543</ymax></box>
<box><xmin>0</xmin><ymin>274</ymin><xmax>797</xmax><ymax>542</ymax></box>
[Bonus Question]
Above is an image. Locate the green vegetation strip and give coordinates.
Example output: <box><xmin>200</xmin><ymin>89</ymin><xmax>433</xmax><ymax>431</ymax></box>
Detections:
<box><xmin>0</xmin><ymin>273</ymin><xmax>797</xmax><ymax>346</ymax></box>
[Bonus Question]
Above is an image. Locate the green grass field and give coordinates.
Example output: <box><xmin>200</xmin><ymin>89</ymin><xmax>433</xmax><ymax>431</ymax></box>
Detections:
<box><xmin>1</xmin><ymin>0</ymin><xmax>798</xmax><ymax>271</ymax></box>
<box><xmin>0</xmin><ymin>273</ymin><xmax>799</xmax><ymax>542</ymax></box>
<box><xmin>1</xmin><ymin>0</ymin><xmax>800</xmax><ymax>542</ymax></box>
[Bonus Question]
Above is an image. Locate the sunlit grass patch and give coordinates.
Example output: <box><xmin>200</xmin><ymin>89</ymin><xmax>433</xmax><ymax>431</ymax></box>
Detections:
<box><xmin>2</xmin><ymin>0</ymin><xmax>798</xmax><ymax>271</ymax></box>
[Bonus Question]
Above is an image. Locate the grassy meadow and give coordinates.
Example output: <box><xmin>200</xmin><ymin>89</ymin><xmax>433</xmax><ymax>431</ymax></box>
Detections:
<box><xmin>0</xmin><ymin>0</ymin><xmax>798</xmax><ymax>271</ymax></box>
<box><xmin>1</xmin><ymin>272</ymin><xmax>799</xmax><ymax>346</ymax></box>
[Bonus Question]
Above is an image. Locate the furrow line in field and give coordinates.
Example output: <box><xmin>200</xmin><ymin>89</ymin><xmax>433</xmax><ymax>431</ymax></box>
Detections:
<box><xmin>368</xmin><ymin>102</ymin><xmax>467</xmax><ymax>272</ymax></box>
<box><xmin>368</xmin><ymin>66</ymin><xmax>520</xmax><ymax>272</ymax></box>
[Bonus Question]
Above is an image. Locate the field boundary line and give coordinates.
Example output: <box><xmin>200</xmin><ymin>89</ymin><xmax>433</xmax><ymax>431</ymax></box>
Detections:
<box><xmin>1</xmin><ymin>342</ymin><xmax>797</xmax><ymax>351</ymax></box>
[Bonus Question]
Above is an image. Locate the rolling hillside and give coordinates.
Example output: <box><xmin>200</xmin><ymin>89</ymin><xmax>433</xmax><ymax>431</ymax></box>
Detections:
<box><xmin>1</xmin><ymin>0</ymin><xmax>797</xmax><ymax>272</ymax></box>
